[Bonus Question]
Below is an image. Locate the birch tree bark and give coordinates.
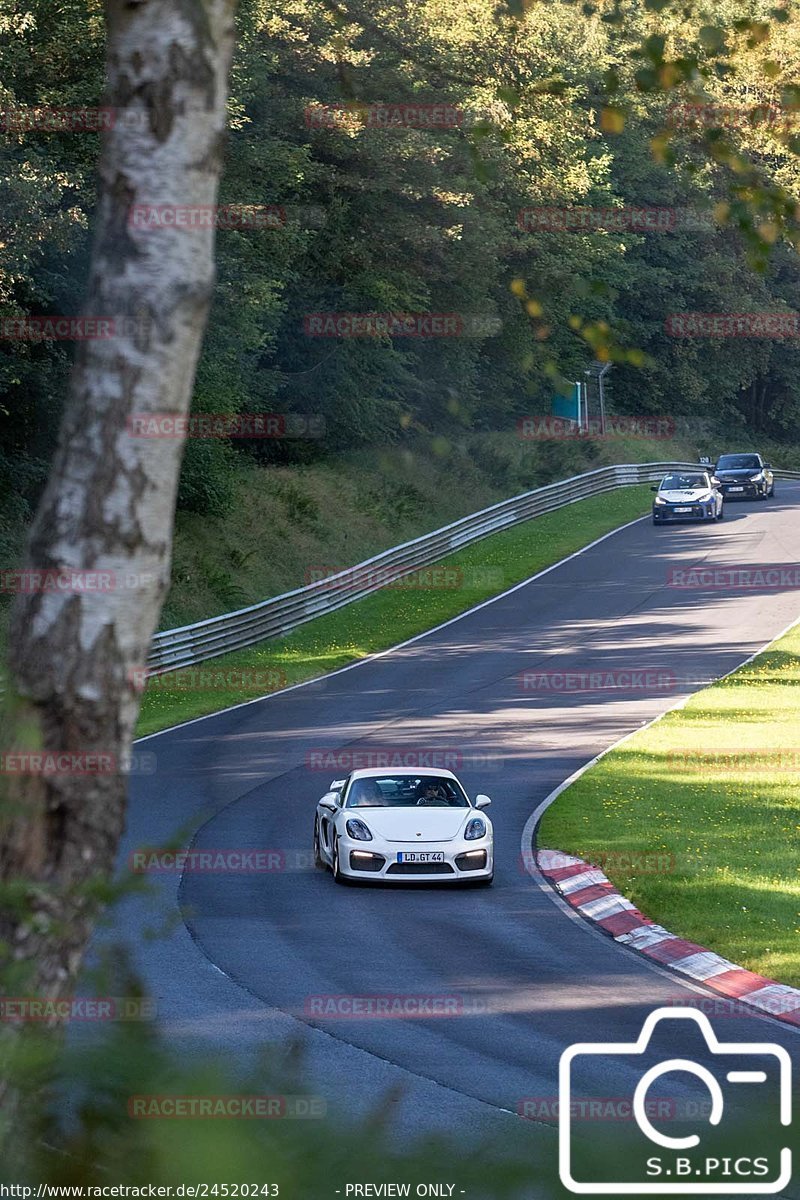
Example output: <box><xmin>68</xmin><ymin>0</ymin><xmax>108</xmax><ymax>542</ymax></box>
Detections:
<box><xmin>0</xmin><ymin>0</ymin><xmax>237</xmax><ymax>1072</ymax></box>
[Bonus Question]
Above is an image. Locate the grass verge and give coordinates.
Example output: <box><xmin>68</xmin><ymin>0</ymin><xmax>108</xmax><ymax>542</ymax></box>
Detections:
<box><xmin>136</xmin><ymin>485</ymin><xmax>651</xmax><ymax>737</ymax></box>
<box><xmin>538</xmin><ymin>620</ymin><xmax>800</xmax><ymax>988</ymax></box>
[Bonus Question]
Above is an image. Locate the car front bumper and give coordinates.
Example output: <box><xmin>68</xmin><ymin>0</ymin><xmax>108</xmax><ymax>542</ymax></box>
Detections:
<box><xmin>653</xmin><ymin>502</ymin><xmax>717</xmax><ymax>522</ymax></box>
<box><xmin>340</xmin><ymin>837</ymin><xmax>494</xmax><ymax>882</ymax></box>
<box><xmin>718</xmin><ymin>480</ymin><xmax>762</xmax><ymax>498</ymax></box>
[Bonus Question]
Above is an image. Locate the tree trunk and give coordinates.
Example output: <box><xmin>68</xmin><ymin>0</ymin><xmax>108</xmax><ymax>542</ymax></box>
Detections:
<box><xmin>0</xmin><ymin>0</ymin><xmax>237</xmax><ymax>1083</ymax></box>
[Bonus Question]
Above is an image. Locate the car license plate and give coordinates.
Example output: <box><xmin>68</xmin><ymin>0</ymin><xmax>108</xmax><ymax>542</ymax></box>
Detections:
<box><xmin>674</xmin><ymin>506</ymin><xmax>691</xmax><ymax>513</ymax></box>
<box><xmin>729</xmin><ymin>486</ymin><xmax>744</xmax><ymax>492</ymax></box>
<box><xmin>397</xmin><ymin>851</ymin><xmax>444</xmax><ymax>863</ymax></box>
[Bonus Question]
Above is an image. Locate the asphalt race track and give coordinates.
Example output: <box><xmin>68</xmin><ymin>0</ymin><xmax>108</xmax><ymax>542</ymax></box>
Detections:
<box><xmin>110</xmin><ymin>485</ymin><xmax>800</xmax><ymax>1193</ymax></box>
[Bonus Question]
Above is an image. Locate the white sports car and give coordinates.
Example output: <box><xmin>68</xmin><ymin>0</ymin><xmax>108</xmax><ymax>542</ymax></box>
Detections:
<box><xmin>651</xmin><ymin>469</ymin><xmax>724</xmax><ymax>525</ymax></box>
<box><xmin>313</xmin><ymin>767</ymin><xmax>494</xmax><ymax>885</ymax></box>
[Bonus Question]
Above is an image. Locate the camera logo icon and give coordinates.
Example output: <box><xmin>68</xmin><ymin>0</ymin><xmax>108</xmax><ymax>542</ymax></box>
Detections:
<box><xmin>559</xmin><ymin>1007</ymin><xmax>792</xmax><ymax>1194</ymax></box>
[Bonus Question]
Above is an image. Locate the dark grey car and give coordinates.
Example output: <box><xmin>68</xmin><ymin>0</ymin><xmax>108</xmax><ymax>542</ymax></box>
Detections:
<box><xmin>714</xmin><ymin>453</ymin><xmax>775</xmax><ymax>500</ymax></box>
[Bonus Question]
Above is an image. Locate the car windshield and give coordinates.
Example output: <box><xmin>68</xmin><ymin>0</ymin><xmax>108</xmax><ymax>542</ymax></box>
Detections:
<box><xmin>660</xmin><ymin>474</ymin><xmax>707</xmax><ymax>490</ymax></box>
<box><xmin>716</xmin><ymin>455</ymin><xmax>760</xmax><ymax>470</ymax></box>
<box><xmin>345</xmin><ymin>775</ymin><xmax>470</xmax><ymax>808</ymax></box>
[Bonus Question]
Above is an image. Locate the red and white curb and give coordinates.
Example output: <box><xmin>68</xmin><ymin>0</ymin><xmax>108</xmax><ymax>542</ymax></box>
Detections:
<box><xmin>537</xmin><ymin>848</ymin><xmax>800</xmax><ymax>1029</ymax></box>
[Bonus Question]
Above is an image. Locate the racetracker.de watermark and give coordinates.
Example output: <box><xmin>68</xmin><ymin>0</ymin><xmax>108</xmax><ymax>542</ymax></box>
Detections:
<box><xmin>666</xmin><ymin>312</ymin><xmax>800</xmax><ymax>337</ymax></box>
<box><xmin>304</xmin><ymin>994</ymin><xmax>463</xmax><ymax>1018</ymax></box>
<box><xmin>128</xmin><ymin>1095</ymin><xmax>326</xmax><ymax>1119</ymax></box>
<box><xmin>518</xmin><ymin>1096</ymin><xmax>692</xmax><ymax>1121</ymax></box>
<box><xmin>129</xmin><ymin>666</ymin><xmax>287</xmax><ymax>694</ymax></box>
<box><xmin>0</xmin><ymin>106</ymin><xmax>145</xmax><ymax>133</ymax></box>
<box><xmin>0</xmin><ymin>316</ymin><xmax>149</xmax><ymax>341</ymax></box>
<box><xmin>129</xmin><ymin>848</ymin><xmax>313</xmax><ymax>874</ymax></box>
<box><xmin>303</xmin><ymin>312</ymin><xmax>500</xmax><ymax>337</ymax></box>
<box><xmin>303</xmin><ymin>994</ymin><xmax>536</xmax><ymax>1019</ymax></box>
<box><xmin>0</xmin><ymin>750</ymin><xmax>156</xmax><ymax>776</ymax></box>
<box><xmin>523</xmin><ymin>850</ymin><xmax>676</xmax><ymax>875</ymax></box>
<box><xmin>0</xmin><ymin>997</ymin><xmax>155</xmax><ymax>1023</ymax></box>
<box><xmin>129</xmin><ymin>204</ymin><xmax>286</xmax><ymax>230</ymax></box>
<box><xmin>663</xmin><ymin>993</ymin><xmax>800</xmax><ymax>1020</ymax></box>
<box><xmin>304</xmin><ymin>102</ymin><xmax>464</xmax><ymax>129</ymax></box>
<box><xmin>517</xmin><ymin>207</ymin><xmax>676</xmax><ymax>232</ymax></box>
<box><xmin>667</xmin><ymin>564</ymin><xmax>800</xmax><ymax>590</ymax></box>
<box><xmin>304</xmin><ymin>748</ymin><xmax>500</xmax><ymax>772</ymax></box>
<box><xmin>666</xmin><ymin>102</ymin><xmax>800</xmax><ymax>132</ymax></box>
<box><xmin>1</xmin><ymin>568</ymin><xmax>156</xmax><ymax>594</ymax></box>
<box><xmin>518</xmin><ymin>669</ymin><xmax>678</xmax><ymax>693</ymax></box>
<box><xmin>517</xmin><ymin>415</ymin><xmax>676</xmax><ymax>440</ymax></box>
<box><xmin>125</xmin><ymin>413</ymin><xmax>325</xmax><ymax>439</ymax></box>
<box><xmin>303</xmin><ymin>564</ymin><xmax>504</xmax><ymax>591</ymax></box>
<box><xmin>664</xmin><ymin>749</ymin><xmax>800</xmax><ymax>775</ymax></box>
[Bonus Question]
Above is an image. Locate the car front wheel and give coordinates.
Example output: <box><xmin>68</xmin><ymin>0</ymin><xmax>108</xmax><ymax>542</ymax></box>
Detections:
<box><xmin>331</xmin><ymin>836</ymin><xmax>347</xmax><ymax>885</ymax></box>
<box><xmin>313</xmin><ymin>817</ymin><xmax>325</xmax><ymax>869</ymax></box>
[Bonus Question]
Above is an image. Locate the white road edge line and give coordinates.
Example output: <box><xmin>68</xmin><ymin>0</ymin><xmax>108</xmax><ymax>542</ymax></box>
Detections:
<box><xmin>136</xmin><ymin>512</ymin><xmax>651</xmax><ymax>742</ymax></box>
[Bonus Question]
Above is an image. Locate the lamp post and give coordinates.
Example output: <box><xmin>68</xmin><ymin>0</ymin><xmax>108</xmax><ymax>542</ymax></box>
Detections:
<box><xmin>597</xmin><ymin>363</ymin><xmax>610</xmax><ymax>436</ymax></box>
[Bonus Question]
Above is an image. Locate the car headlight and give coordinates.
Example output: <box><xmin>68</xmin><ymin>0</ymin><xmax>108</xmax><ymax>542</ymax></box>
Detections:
<box><xmin>654</xmin><ymin>495</ymin><xmax>667</xmax><ymax>505</ymax></box>
<box><xmin>465</xmin><ymin>817</ymin><xmax>486</xmax><ymax>841</ymax></box>
<box><xmin>750</xmin><ymin>473</ymin><xmax>763</xmax><ymax>482</ymax></box>
<box><xmin>698</xmin><ymin>493</ymin><xmax>713</xmax><ymax>502</ymax></box>
<box><xmin>345</xmin><ymin>818</ymin><xmax>373</xmax><ymax>841</ymax></box>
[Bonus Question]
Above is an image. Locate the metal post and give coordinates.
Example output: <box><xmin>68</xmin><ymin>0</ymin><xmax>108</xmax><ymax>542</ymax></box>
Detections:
<box><xmin>598</xmin><ymin>363</ymin><xmax>610</xmax><ymax>436</ymax></box>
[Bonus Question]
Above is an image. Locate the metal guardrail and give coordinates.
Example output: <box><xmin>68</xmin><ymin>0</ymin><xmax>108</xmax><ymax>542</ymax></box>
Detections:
<box><xmin>148</xmin><ymin>459</ymin><xmax>739</xmax><ymax>675</ymax></box>
<box><xmin>0</xmin><ymin>461</ymin><xmax>796</xmax><ymax>691</ymax></box>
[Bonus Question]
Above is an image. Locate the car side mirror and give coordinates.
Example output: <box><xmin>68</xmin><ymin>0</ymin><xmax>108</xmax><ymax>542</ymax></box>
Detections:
<box><xmin>474</xmin><ymin>794</ymin><xmax>492</xmax><ymax>809</ymax></box>
<box><xmin>764</xmin><ymin>462</ymin><xmax>772</xmax><ymax>470</ymax></box>
<box><xmin>650</xmin><ymin>485</ymin><xmax>658</xmax><ymax>492</ymax></box>
<box><xmin>318</xmin><ymin>793</ymin><xmax>338</xmax><ymax>812</ymax></box>
<box><xmin>711</xmin><ymin>478</ymin><xmax>721</xmax><ymax>487</ymax></box>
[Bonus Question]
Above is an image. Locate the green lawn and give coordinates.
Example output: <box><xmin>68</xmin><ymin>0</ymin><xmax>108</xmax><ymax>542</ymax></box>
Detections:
<box><xmin>539</xmin><ymin>621</ymin><xmax>800</xmax><ymax>987</ymax></box>
<box><xmin>136</xmin><ymin>486</ymin><xmax>651</xmax><ymax>736</ymax></box>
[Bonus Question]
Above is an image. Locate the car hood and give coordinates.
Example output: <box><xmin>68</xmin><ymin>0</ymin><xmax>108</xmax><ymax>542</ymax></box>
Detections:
<box><xmin>716</xmin><ymin>469</ymin><xmax>759</xmax><ymax>479</ymax></box>
<box><xmin>657</xmin><ymin>489</ymin><xmax>710</xmax><ymax>502</ymax></box>
<box><xmin>350</xmin><ymin>807</ymin><xmax>473</xmax><ymax>842</ymax></box>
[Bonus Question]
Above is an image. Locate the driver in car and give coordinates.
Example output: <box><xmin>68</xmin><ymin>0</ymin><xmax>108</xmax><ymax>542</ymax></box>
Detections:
<box><xmin>415</xmin><ymin>779</ymin><xmax>450</xmax><ymax>805</ymax></box>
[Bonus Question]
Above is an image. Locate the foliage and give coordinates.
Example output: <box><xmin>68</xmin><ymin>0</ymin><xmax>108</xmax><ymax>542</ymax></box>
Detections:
<box><xmin>2</xmin><ymin>0</ymin><xmax>800</xmax><ymax>533</ymax></box>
